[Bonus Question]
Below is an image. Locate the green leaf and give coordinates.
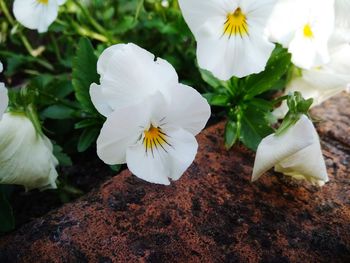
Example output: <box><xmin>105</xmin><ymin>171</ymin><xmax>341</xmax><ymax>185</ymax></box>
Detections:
<box><xmin>113</xmin><ymin>16</ymin><xmax>136</xmax><ymax>34</ymax></box>
<box><xmin>244</xmin><ymin>45</ymin><xmax>292</xmax><ymax>99</ymax></box>
<box><xmin>199</xmin><ymin>69</ymin><xmax>230</xmax><ymax>90</ymax></box>
<box><xmin>297</xmin><ymin>98</ymin><xmax>313</xmax><ymax>113</ymax></box>
<box><xmin>225</xmin><ymin>120</ymin><xmax>239</xmax><ymax>149</ymax></box>
<box><xmin>0</xmin><ymin>191</ymin><xmax>15</xmax><ymax>233</ymax></box>
<box><xmin>53</xmin><ymin>144</ymin><xmax>72</xmax><ymax>166</ymax></box>
<box><xmin>240</xmin><ymin>104</ymin><xmax>274</xmax><ymax>151</ymax></box>
<box><xmin>75</xmin><ymin>118</ymin><xmax>101</xmax><ymax>129</ymax></box>
<box><xmin>248</xmin><ymin>98</ymin><xmax>274</xmax><ymax>112</ymax></box>
<box><xmin>203</xmin><ymin>93</ymin><xmax>230</xmax><ymax>107</ymax></box>
<box><xmin>41</xmin><ymin>105</ymin><xmax>76</xmax><ymax>120</ymax></box>
<box><xmin>77</xmin><ymin>128</ymin><xmax>100</xmax><ymax>152</ymax></box>
<box><xmin>51</xmin><ymin>79</ymin><xmax>74</xmax><ymax>99</ymax></box>
<box><xmin>72</xmin><ymin>38</ymin><xmax>99</xmax><ymax>114</ymax></box>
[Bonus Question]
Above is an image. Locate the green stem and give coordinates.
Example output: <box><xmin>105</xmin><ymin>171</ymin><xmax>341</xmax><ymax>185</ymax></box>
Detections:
<box><xmin>19</xmin><ymin>34</ymin><xmax>35</xmax><ymax>56</ymax></box>
<box><xmin>50</xmin><ymin>33</ymin><xmax>62</xmax><ymax>62</ymax></box>
<box><xmin>135</xmin><ymin>0</ymin><xmax>144</xmax><ymax>21</ymax></box>
<box><xmin>0</xmin><ymin>50</ymin><xmax>54</xmax><ymax>71</ymax></box>
<box><xmin>0</xmin><ymin>0</ymin><xmax>36</xmax><ymax>56</ymax></box>
<box><xmin>73</xmin><ymin>0</ymin><xmax>105</xmax><ymax>34</ymax></box>
<box><xmin>72</xmin><ymin>22</ymin><xmax>109</xmax><ymax>43</ymax></box>
<box><xmin>71</xmin><ymin>0</ymin><xmax>118</xmax><ymax>43</ymax></box>
<box><xmin>26</xmin><ymin>104</ymin><xmax>43</xmax><ymax>136</ymax></box>
<box><xmin>0</xmin><ymin>0</ymin><xmax>14</xmax><ymax>25</ymax></box>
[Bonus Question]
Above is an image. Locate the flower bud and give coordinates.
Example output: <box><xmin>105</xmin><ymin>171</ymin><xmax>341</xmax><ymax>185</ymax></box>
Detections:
<box><xmin>252</xmin><ymin>115</ymin><xmax>328</xmax><ymax>186</ymax></box>
<box><xmin>0</xmin><ymin>113</ymin><xmax>59</xmax><ymax>191</ymax></box>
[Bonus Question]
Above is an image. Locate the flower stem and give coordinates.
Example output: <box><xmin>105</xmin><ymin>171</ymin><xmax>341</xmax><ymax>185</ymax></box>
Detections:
<box><xmin>0</xmin><ymin>0</ymin><xmax>14</xmax><ymax>25</ymax></box>
<box><xmin>135</xmin><ymin>0</ymin><xmax>144</xmax><ymax>21</ymax></box>
<box><xmin>0</xmin><ymin>0</ymin><xmax>38</xmax><ymax>56</ymax></box>
<box><xmin>26</xmin><ymin>104</ymin><xmax>43</xmax><ymax>136</ymax></box>
<box><xmin>71</xmin><ymin>0</ymin><xmax>118</xmax><ymax>44</ymax></box>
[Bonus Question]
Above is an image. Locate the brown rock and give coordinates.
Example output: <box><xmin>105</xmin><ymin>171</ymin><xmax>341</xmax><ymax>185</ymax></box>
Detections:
<box><xmin>0</xmin><ymin>93</ymin><xmax>349</xmax><ymax>263</ymax></box>
<box><xmin>311</xmin><ymin>93</ymin><xmax>350</xmax><ymax>146</ymax></box>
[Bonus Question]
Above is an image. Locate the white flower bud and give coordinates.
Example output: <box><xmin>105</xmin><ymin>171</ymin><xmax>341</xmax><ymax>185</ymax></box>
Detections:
<box><xmin>0</xmin><ymin>113</ymin><xmax>59</xmax><ymax>191</ymax></box>
<box><xmin>252</xmin><ymin>115</ymin><xmax>328</xmax><ymax>186</ymax></box>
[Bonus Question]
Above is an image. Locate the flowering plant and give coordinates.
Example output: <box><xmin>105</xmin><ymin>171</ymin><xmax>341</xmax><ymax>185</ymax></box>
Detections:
<box><xmin>0</xmin><ymin>0</ymin><xmax>348</xmax><ymax>233</ymax></box>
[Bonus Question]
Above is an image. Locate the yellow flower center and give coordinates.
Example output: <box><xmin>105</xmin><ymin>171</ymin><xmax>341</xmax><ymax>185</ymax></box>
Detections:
<box><xmin>223</xmin><ymin>7</ymin><xmax>249</xmax><ymax>38</ymax></box>
<box><xmin>37</xmin><ymin>0</ymin><xmax>49</xmax><ymax>4</ymax></box>
<box><xmin>143</xmin><ymin>125</ymin><xmax>169</xmax><ymax>155</ymax></box>
<box><xmin>303</xmin><ymin>24</ymin><xmax>314</xmax><ymax>38</ymax></box>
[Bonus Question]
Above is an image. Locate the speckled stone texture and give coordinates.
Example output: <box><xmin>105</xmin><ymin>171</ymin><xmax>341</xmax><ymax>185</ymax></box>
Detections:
<box><xmin>0</xmin><ymin>93</ymin><xmax>349</xmax><ymax>263</ymax></box>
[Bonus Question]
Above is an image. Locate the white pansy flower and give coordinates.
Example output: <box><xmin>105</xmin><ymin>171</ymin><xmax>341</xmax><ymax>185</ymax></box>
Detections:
<box><xmin>268</xmin><ymin>0</ymin><xmax>335</xmax><ymax>69</ymax></box>
<box><xmin>91</xmin><ymin>44</ymin><xmax>211</xmax><ymax>185</ymax></box>
<box><xmin>0</xmin><ymin>113</ymin><xmax>59</xmax><ymax>191</ymax></box>
<box><xmin>252</xmin><ymin>115</ymin><xmax>328</xmax><ymax>186</ymax></box>
<box><xmin>273</xmin><ymin>40</ymin><xmax>350</xmax><ymax>119</ymax></box>
<box><xmin>178</xmin><ymin>0</ymin><xmax>276</xmax><ymax>80</ymax></box>
<box><xmin>13</xmin><ymin>0</ymin><xmax>67</xmax><ymax>33</ymax></box>
<box><xmin>0</xmin><ymin>61</ymin><xmax>8</xmax><ymax>120</ymax></box>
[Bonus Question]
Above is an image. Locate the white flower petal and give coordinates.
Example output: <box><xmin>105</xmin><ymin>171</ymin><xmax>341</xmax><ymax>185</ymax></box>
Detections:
<box><xmin>164</xmin><ymin>84</ymin><xmax>211</xmax><ymax>136</ymax></box>
<box><xmin>91</xmin><ymin>43</ymin><xmax>178</xmax><ymax>114</ymax></box>
<box><xmin>0</xmin><ymin>113</ymin><xmax>58</xmax><ymax>191</ymax></box>
<box><xmin>126</xmin><ymin>142</ymin><xmax>171</xmax><ymax>185</ymax></box>
<box><xmin>275</xmin><ymin>141</ymin><xmax>328</xmax><ymax>186</ymax></box>
<box><xmin>89</xmin><ymin>83</ymin><xmax>113</xmax><ymax>117</ymax></box>
<box><xmin>0</xmin><ymin>83</ymin><xmax>8</xmax><ymax>119</ymax></box>
<box><xmin>13</xmin><ymin>0</ymin><xmax>60</xmax><ymax>33</ymax></box>
<box><xmin>335</xmin><ymin>0</ymin><xmax>350</xmax><ymax>29</ymax></box>
<box><xmin>126</xmin><ymin>128</ymin><xmax>198</xmax><ymax>185</ymax></box>
<box><xmin>96</xmin><ymin>102</ymin><xmax>151</xmax><ymax>165</ymax></box>
<box><xmin>252</xmin><ymin>115</ymin><xmax>322</xmax><ymax>182</ymax></box>
<box><xmin>178</xmin><ymin>0</ymin><xmax>231</xmax><ymax>34</ymax></box>
<box><xmin>288</xmin><ymin>28</ymin><xmax>330</xmax><ymax>69</ymax></box>
<box><xmin>165</xmin><ymin>128</ymin><xmax>198</xmax><ymax>181</ymax></box>
<box><xmin>268</xmin><ymin>0</ymin><xmax>306</xmax><ymax>46</ymax></box>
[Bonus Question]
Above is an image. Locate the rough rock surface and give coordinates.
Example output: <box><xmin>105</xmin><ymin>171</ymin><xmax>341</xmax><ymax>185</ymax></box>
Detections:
<box><xmin>0</xmin><ymin>94</ymin><xmax>349</xmax><ymax>263</ymax></box>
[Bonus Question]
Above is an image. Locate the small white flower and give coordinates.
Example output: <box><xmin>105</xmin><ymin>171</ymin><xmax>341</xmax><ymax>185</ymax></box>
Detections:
<box><xmin>252</xmin><ymin>115</ymin><xmax>328</xmax><ymax>186</ymax></box>
<box><xmin>0</xmin><ymin>113</ymin><xmax>59</xmax><ymax>191</ymax></box>
<box><xmin>13</xmin><ymin>0</ymin><xmax>66</xmax><ymax>33</ymax></box>
<box><xmin>91</xmin><ymin>44</ymin><xmax>211</xmax><ymax>185</ymax></box>
<box><xmin>178</xmin><ymin>0</ymin><xmax>276</xmax><ymax>80</ymax></box>
<box><xmin>268</xmin><ymin>0</ymin><xmax>335</xmax><ymax>69</ymax></box>
<box><xmin>0</xmin><ymin>61</ymin><xmax>8</xmax><ymax>120</ymax></box>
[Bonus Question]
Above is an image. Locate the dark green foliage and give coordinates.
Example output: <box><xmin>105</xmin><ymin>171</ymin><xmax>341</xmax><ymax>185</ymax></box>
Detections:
<box><xmin>72</xmin><ymin>38</ymin><xmax>99</xmax><ymax>115</ymax></box>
